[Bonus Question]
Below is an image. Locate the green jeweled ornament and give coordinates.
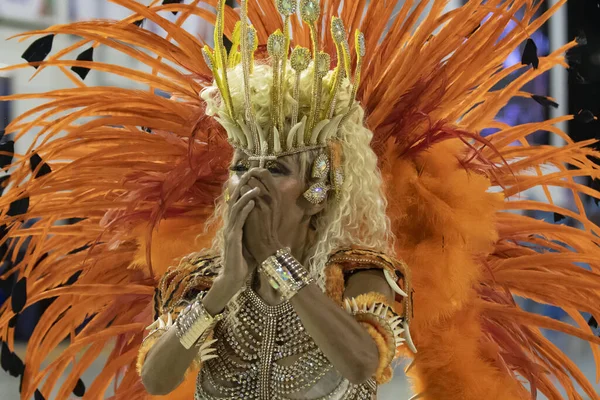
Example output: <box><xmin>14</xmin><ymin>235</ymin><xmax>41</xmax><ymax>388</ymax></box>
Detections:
<box><xmin>300</xmin><ymin>0</ymin><xmax>320</xmax><ymax>23</ymax></box>
<box><xmin>277</xmin><ymin>0</ymin><xmax>297</xmax><ymax>16</ymax></box>
<box><xmin>291</xmin><ymin>47</ymin><xmax>311</xmax><ymax>71</ymax></box>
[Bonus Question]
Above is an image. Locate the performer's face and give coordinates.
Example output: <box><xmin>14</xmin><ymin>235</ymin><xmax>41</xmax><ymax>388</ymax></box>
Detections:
<box><xmin>227</xmin><ymin>150</ymin><xmax>325</xmax><ymax>257</ymax></box>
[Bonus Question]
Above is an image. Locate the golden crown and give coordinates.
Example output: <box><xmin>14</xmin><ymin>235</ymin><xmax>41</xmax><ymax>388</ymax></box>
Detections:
<box><xmin>202</xmin><ymin>0</ymin><xmax>365</xmax><ymax>166</ymax></box>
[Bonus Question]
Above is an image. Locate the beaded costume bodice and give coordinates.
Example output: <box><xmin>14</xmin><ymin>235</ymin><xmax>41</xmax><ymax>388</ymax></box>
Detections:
<box><xmin>195</xmin><ymin>286</ymin><xmax>377</xmax><ymax>399</ymax></box>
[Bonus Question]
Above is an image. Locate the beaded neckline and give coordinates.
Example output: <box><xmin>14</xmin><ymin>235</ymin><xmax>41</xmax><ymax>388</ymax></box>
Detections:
<box><xmin>244</xmin><ymin>284</ymin><xmax>292</xmax><ymax>316</ymax></box>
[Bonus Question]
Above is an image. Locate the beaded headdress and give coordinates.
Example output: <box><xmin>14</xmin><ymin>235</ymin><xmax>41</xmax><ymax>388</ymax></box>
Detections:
<box><xmin>203</xmin><ymin>0</ymin><xmax>365</xmax><ymax>202</ymax></box>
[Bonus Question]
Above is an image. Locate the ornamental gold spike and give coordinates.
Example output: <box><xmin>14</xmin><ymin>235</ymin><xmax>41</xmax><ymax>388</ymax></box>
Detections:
<box><xmin>301</xmin><ymin>0</ymin><xmax>322</xmax><ymax>133</ymax></box>
<box><xmin>268</xmin><ymin>30</ymin><xmax>286</xmax><ymax>145</ymax></box>
<box><xmin>326</xmin><ymin>17</ymin><xmax>351</xmax><ymax>119</ymax></box>
<box><xmin>290</xmin><ymin>46</ymin><xmax>310</xmax><ymax>127</ymax></box>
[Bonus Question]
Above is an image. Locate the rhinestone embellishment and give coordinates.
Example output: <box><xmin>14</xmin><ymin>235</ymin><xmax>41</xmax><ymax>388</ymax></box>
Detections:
<box><xmin>300</xmin><ymin>0</ymin><xmax>320</xmax><ymax>23</ymax></box>
<box><xmin>356</xmin><ymin>31</ymin><xmax>366</xmax><ymax>57</ymax></box>
<box><xmin>202</xmin><ymin>48</ymin><xmax>214</xmax><ymax>70</ymax></box>
<box><xmin>267</xmin><ymin>31</ymin><xmax>286</xmax><ymax>58</ymax></box>
<box><xmin>303</xmin><ymin>182</ymin><xmax>329</xmax><ymax>204</ymax></box>
<box><xmin>334</xmin><ymin>167</ymin><xmax>344</xmax><ymax>188</ymax></box>
<box><xmin>194</xmin><ymin>286</ymin><xmax>376</xmax><ymax>399</ymax></box>
<box><xmin>277</xmin><ymin>0</ymin><xmax>297</xmax><ymax>15</ymax></box>
<box><xmin>331</xmin><ymin>17</ymin><xmax>346</xmax><ymax>43</ymax></box>
<box><xmin>312</xmin><ymin>153</ymin><xmax>330</xmax><ymax>179</ymax></box>
<box><xmin>317</xmin><ymin>52</ymin><xmax>331</xmax><ymax>78</ymax></box>
<box><xmin>291</xmin><ymin>47</ymin><xmax>311</xmax><ymax>71</ymax></box>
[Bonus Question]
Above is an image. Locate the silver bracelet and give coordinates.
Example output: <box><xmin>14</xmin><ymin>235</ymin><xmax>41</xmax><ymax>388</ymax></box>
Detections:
<box><xmin>259</xmin><ymin>248</ymin><xmax>314</xmax><ymax>300</ymax></box>
<box><xmin>175</xmin><ymin>297</ymin><xmax>224</xmax><ymax>349</ymax></box>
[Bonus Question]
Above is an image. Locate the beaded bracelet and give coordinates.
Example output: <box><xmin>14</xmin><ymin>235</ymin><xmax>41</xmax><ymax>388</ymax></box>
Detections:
<box><xmin>175</xmin><ymin>295</ymin><xmax>224</xmax><ymax>349</ymax></box>
<box><xmin>259</xmin><ymin>248</ymin><xmax>314</xmax><ymax>300</ymax></box>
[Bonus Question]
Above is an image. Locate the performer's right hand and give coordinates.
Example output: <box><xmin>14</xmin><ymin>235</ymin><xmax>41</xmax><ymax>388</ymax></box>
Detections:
<box><xmin>203</xmin><ymin>172</ymin><xmax>258</xmax><ymax>317</ymax></box>
<box><xmin>224</xmin><ymin>182</ymin><xmax>259</xmax><ymax>282</ymax></box>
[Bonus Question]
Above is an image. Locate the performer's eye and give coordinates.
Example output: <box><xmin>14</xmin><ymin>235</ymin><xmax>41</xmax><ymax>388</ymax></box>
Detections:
<box><xmin>266</xmin><ymin>161</ymin><xmax>288</xmax><ymax>175</ymax></box>
<box><xmin>230</xmin><ymin>161</ymin><xmax>249</xmax><ymax>173</ymax></box>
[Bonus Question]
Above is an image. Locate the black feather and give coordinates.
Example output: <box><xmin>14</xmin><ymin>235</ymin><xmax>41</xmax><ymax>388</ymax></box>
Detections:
<box><xmin>553</xmin><ymin>212</ymin><xmax>566</xmax><ymax>223</ymax></box>
<box><xmin>163</xmin><ymin>0</ymin><xmax>184</xmax><ymax>14</ymax></box>
<box><xmin>8</xmin><ymin>314</ymin><xmax>18</xmax><ymax>328</ymax></box>
<box><xmin>0</xmin><ymin>270</ymin><xmax>15</xmax><ymax>295</ymax></box>
<box><xmin>0</xmin><ymin>140</ymin><xmax>14</xmax><ymax>169</ymax></box>
<box><xmin>466</xmin><ymin>24</ymin><xmax>480</xmax><ymax>38</ymax></box>
<box><xmin>521</xmin><ymin>38</ymin><xmax>539</xmax><ymax>69</ymax></box>
<box><xmin>68</xmin><ymin>243</ymin><xmax>91</xmax><ymax>255</ymax></box>
<box><xmin>566</xmin><ymin>49</ymin><xmax>582</xmax><ymax>67</ymax></box>
<box><xmin>65</xmin><ymin>270</ymin><xmax>82</xmax><ymax>286</ymax></box>
<box><xmin>71</xmin><ymin>47</ymin><xmax>94</xmax><ymax>80</ymax></box>
<box><xmin>0</xmin><ymin>175</ymin><xmax>9</xmax><ymax>196</ymax></box>
<box><xmin>133</xmin><ymin>19</ymin><xmax>145</xmax><ymax>27</ymax></box>
<box><xmin>575</xmin><ymin>30</ymin><xmax>587</xmax><ymax>46</ymax></box>
<box><xmin>33</xmin><ymin>253</ymin><xmax>49</xmax><ymax>270</ymax></box>
<box><xmin>1</xmin><ymin>342</ymin><xmax>11</xmax><ymax>373</ymax></box>
<box><xmin>589</xmin><ymin>315</ymin><xmax>598</xmax><ymax>328</ymax></box>
<box><xmin>531</xmin><ymin>95</ymin><xmax>558</xmax><ymax>109</ymax></box>
<box><xmin>34</xmin><ymin>390</ymin><xmax>45</xmax><ymax>400</ymax></box>
<box><xmin>591</xmin><ymin>179</ymin><xmax>600</xmax><ymax>206</ymax></box>
<box><xmin>575</xmin><ymin>109</ymin><xmax>595</xmax><ymax>123</ymax></box>
<box><xmin>73</xmin><ymin>378</ymin><xmax>86</xmax><ymax>397</ymax></box>
<box><xmin>8</xmin><ymin>197</ymin><xmax>29</xmax><ymax>217</ymax></box>
<box><xmin>8</xmin><ymin>352</ymin><xmax>24</xmax><ymax>377</ymax></box>
<box><xmin>1</xmin><ymin>342</ymin><xmax>24</xmax><ymax>377</ymax></box>
<box><xmin>30</xmin><ymin>153</ymin><xmax>52</xmax><ymax>178</ymax></box>
<box><xmin>21</xmin><ymin>34</ymin><xmax>55</xmax><ymax>68</ymax></box>
<box><xmin>67</xmin><ymin>217</ymin><xmax>86</xmax><ymax>224</ymax></box>
<box><xmin>11</xmin><ymin>277</ymin><xmax>27</xmax><ymax>314</ymax></box>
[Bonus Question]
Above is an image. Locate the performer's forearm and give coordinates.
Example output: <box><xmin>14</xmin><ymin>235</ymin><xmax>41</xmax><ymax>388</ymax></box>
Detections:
<box><xmin>141</xmin><ymin>277</ymin><xmax>240</xmax><ymax>395</ymax></box>
<box><xmin>140</xmin><ymin>327</ymin><xmax>198</xmax><ymax>395</ymax></box>
<box><xmin>290</xmin><ymin>283</ymin><xmax>380</xmax><ymax>384</ymax></box>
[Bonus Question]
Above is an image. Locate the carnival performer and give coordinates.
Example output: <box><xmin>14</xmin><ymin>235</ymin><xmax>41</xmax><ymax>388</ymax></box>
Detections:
<box><xmin>1</xmin><ymin>0</ymin><xmax>599</xmax><ymax>399</ymax></box>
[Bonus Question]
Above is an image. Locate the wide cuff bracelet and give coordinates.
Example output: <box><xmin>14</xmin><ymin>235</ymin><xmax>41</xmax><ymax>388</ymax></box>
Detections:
<box><xmin>175</xmin><ymin>297</ymin><xmax>224</xmax><ymax>349</ymax></box>
<box><xmin>259</xmin><ymin>248</ymin><xmax>314</xmax><ymax>301</ymax></box>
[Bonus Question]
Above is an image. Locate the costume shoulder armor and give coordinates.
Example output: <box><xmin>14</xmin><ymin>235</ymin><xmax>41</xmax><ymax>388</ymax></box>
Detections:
<box><xmin>154</xmin><ymin>252</ymin><xmax>220</xmax><ymax>318</ymax></box>
<box><xmin>325</xmin><ymin>248</ymin><xmax>412</xmax><ymax>315</ymax></box>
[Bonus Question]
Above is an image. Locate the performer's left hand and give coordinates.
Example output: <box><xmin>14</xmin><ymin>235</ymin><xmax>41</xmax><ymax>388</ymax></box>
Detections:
<box><xmin>242</xmin><ymin>168</ymin><xmax>283</xmax><ymax>264</ymax></box>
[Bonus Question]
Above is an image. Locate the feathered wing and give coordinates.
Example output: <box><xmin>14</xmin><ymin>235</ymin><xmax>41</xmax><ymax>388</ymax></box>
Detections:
<box><xmin>0</xmin><ymin>2</ymin><xmax>230</xmax><ymax>399</ymax></box>
<box><xmin>342</xmin><ymin>0</ymin><xmax>600</xmax><ymax>399</ymax></box>
<box><xmin>1</xmin><ymin>0</ymin><xmax>599</xmax><ymax>399</ymax></box>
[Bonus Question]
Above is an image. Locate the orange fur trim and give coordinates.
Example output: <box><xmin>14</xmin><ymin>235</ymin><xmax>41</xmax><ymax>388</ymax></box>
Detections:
<box><xmin>324</xmin><ymin>262</ymin><xmax>345</xmax><ymax>305</ymax></box>
<box><xmin>328</xmin><ymin>248</ymin><xmax>400</xmax><ymax>276</ymax></box>
<box><xmin>156</xmin><ymin>253</ymin><xmax>219</xmax><ymax>315</ymax></box>
<box><xmin>327</xmin><ymin>248</ymin><xmax>412</xmax><ymax>321</ymax></box>
<box><xmin>359</xmin><ymin>322</ymin><xmax>394</xmax><ymax>384</ymax></box>
<box><xmin>354</xmin><ymin>292</ymin><xmax>396</xmax><ymax>384</ymax></box>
